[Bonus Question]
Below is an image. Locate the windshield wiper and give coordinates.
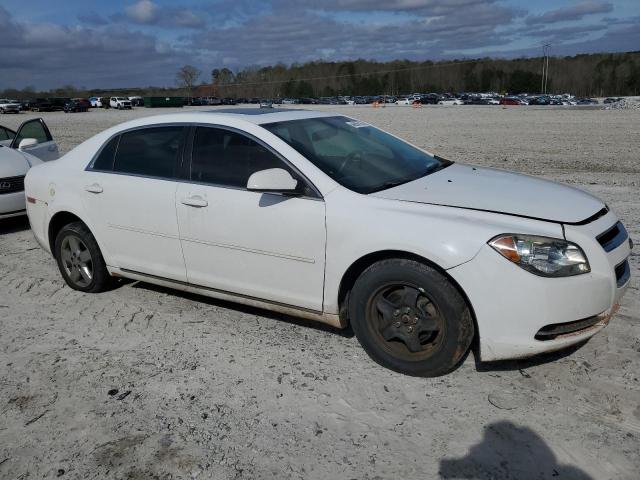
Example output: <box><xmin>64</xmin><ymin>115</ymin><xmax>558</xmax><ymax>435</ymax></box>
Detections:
<box><xmin>367</xmin><ymin>177</ymin><xmax>419</xmax><ymax>193</ymax></box>
<box><xmin>367</xmin><ymin>162</ymin><xmax>452</xmax><ymax>194</ymax></box>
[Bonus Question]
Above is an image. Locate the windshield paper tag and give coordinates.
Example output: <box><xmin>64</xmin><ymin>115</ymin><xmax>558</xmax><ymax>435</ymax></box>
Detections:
<box><xmin>345</xmin><ymin>120</ymin><xmax>370</xmax><ymax>128</ymax></box>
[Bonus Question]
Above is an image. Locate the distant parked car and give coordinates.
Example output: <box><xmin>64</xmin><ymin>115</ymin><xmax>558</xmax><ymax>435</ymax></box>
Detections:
<box><xmin>128</xmin><ymin>96</ymin><xmax>144</xmax><ymax>107</ymax></box>
<box><xmin>259</xmin><ymin>100</ymin><xmax>273</xmax><ymax>108</ymax></box>
<box><xmin>527</xmin><ymin>96</ymin><xmax>551</xmax><ymax>106</ymax></box>
<box><xmin>603</xmin><ymin>97</ymin><xmax>623</xmax><ymax>104</ymax></box>
<box><xmin>109</xmin><ymin>97</ymin><xmax>132</xmax><ymax>109</ymax></box>
<box><xmin>0</xmin><ymin>99</ymin><xmax>21</xmax><ymax>114</ymax></box>
<box><xmin>49</xmin><ymin>98</ymin><xmax>70</xmax><ymax>111</ymax></box>
<box><xmin>499</xmin><ymin>97</ymin><xmax>524</xmax><ymax>106</ymax></box>
<box><xmin>464</xmin><ymin>97</ymin><xmax>492</xmax><ymax>105</ymax></box>
<box><xmin>64</xmin><ymin>99</ymin><xmax>90</xmax><ymax>113</ymax></box>
<box><xmin>416</xmin><ymin>94</ymin><xmax>440</xmax><ymax>105</ymax></box>
<box><xmin>576</xmin><ymin>98</ymin><xmax>598</xmax><ymax>105</ymax></box>
<box><xmin>88</xmin><ymin>97</ymin><xmax>102</xmax><ymax>108</ymax></box>
<box><xmin>29</xmin><ymin>98</ymin><xmax>55</xmax><ymax>112</ymax></box>
<box><xmin>437</xmin><ymin>98</ymin><xmax>463</xmax><ymax>105</ymax></box>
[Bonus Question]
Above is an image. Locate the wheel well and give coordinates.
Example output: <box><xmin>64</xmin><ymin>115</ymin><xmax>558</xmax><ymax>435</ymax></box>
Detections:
<box><xmin>48</xmin><ymin>211</ymin><xmax>84</xmax><ymax>253</ymax></box>
<box><xmin>337</xmin><ymin>251</ymin><xmax>478</xmax><ymax>337</ymax></box>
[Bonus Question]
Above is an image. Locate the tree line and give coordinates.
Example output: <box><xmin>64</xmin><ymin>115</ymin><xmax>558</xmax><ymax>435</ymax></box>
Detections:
<box><xmin>202</xmin><ymin>51</ymin><xmax>640</xmax><ymax>98</ymax></box>
<box><xmin>3</xmin><ymin>51</ymin><xmax>639</xmax><ymax>100</ymax></box>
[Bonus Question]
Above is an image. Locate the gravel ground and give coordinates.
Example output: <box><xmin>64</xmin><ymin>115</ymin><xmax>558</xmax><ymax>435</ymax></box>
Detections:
<box><xmin>1</xmin><ymin>105</ymin><xmax>639</xmax><ymax>479</ymax></box>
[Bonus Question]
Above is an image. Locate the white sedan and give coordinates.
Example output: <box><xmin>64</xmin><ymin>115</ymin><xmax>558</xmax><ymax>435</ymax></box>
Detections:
<box><xmin>1</xmin><ymin>118</ymin><xmax>59</xmax><ymax>219</ymax></box>
<box><xmin>24</xmin><ymin>109</ymin><xmax>631</xmax><ymax>376</ymax></box>
<box><xmin>437</xmin><ymin>98</ymin><xmax>463</xmax><ymax>105</ymax></box>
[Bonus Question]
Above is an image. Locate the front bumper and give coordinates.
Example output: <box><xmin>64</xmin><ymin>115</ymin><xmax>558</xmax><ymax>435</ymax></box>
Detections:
<box><xmin>448</xmin><ymin>210</ymin><xmax>631</xmax><ymax>361</ymax></box>
<box><xmin>0</xmin><ymin>191</ymin><xmax>26</xmax><ymax>219</ymax></box>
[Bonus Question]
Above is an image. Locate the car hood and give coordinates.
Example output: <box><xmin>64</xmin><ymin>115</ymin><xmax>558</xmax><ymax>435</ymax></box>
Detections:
<box><xmin>0</xmin><ymin>147</ymin><xmax>43</xmax><ymax>177</ymax></box>
<box><xmin>371</xmin><ymin>163</ymin><xmax>605</xmax><ymax>224</ymax></box>
<box><xmin>0</xmin><ymin>146</ymin><xmax>33</xmax><ymax>177</ymax></box>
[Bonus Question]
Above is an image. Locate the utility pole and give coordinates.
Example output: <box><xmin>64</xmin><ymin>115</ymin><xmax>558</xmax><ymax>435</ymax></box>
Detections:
<box><xmin>541</xmin><ymin>43</ymin><xmax>551</xmax><ymax>94</ymax></box>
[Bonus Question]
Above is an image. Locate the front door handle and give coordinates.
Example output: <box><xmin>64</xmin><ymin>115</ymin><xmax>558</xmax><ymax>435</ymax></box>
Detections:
<box><xmin>85</xmin><ymin>183</ymin><xmax>103</xmax><ymax>194</ymax></box>
<box><xmin>181</xmin><ymin>195</ymin><xmax>208</xmax><ymax>208</ymax></box>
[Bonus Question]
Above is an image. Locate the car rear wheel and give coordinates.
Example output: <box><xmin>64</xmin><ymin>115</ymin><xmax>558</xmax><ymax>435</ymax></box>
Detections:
<box><xmin>349</xmin><ymin>259</ymin><xmax>474</xmax><ymax>377</ymax></box>
<box><xmin>54</xmin><ymin>222</ymin><xmax>112</xmax><ymax>293</ymax></box>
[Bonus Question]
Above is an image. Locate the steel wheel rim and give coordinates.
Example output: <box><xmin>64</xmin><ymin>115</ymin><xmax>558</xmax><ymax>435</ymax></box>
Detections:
<box><xmin>60</xmin><ymin>235</ymin><xmax>93</xmax><ymax>287</ymax></box>
<box><xmin>367</xmin><ymin>283</ymin><xmax>446</xmax><ymax>361</ymax></box>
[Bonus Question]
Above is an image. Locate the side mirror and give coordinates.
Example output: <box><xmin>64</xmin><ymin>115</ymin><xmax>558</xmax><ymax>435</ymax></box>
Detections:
<box><xmin>18</xmin><ymin>138</ymin><xmax>38</xmax><ymax>150</ymax></box>
<box><xmin>247</xmin><ymin>168</ymin><xmax>299</xmax><ymax>193</ymax></box>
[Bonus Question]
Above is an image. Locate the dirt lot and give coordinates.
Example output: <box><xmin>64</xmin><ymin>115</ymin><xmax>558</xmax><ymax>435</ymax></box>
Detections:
<box><xmin>1</xmin><ymin>105</ymin><xmax>639</xmax><ymax>479</ymax></box>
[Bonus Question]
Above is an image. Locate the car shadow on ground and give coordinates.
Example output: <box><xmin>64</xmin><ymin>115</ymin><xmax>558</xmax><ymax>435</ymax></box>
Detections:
<box><xmin>473</xmin><ymin>341</ymin><xmax>588</xmax><ymax>373</ymax></box>
<box><xmin>439</xmin><ymin>420</ymin><xmax>594</xmax><ymax>479</ymax></box>
<box><xmin>0</xmin><ymin>216</ymin><xmax>30</xmax><ymax>235</ymax></box>
<box><xmin>132</xmin><ymin>281</ymin><xmax>355</xmax><ymax>338</ymax></box>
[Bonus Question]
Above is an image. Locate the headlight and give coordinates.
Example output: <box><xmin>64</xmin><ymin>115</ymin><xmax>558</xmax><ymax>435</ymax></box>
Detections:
<box><xmin>488</xmin><ymin>234</ymin><xmax>590</xmax><ymax>277</ymax></box>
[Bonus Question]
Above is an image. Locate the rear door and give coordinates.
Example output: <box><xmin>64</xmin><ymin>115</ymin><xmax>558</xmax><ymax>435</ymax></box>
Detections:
<box><xmin>83</xmin><ymin>125</ymin><xmax>189</xmax><ymax>281</ymax></box>
<box><xmin>10</xmin><ymin>118</ymin><xmax>59</xmax><ymax>161</ymax></box>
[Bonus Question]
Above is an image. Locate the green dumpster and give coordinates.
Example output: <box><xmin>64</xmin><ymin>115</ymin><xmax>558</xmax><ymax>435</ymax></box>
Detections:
<box><xmin>143</xmin><ymin>96</ymin><xmax>185</xmax><ymax>107</ymax></box>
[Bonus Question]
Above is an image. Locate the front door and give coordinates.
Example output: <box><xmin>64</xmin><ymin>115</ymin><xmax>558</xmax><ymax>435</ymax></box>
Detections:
<box><xmin>176</xmin><ymin>126</ymin><xmax>326</xmax><ymax>311</ymax></box>
<box><xmin>11</xmin><ymin>118</ymin><xmax>59</xmax><ymax>161</ymax></box>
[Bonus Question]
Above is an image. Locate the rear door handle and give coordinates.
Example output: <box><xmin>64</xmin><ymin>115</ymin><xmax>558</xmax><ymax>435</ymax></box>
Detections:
<box><xmin>85</xmin><ymin>183</ymin><xmax>103</xmax><ymax>194</ymax></box>
<box><xmin>181</xmin><ymin>195</ymin><xmax>208</xmax><ymax>208</ymax></box>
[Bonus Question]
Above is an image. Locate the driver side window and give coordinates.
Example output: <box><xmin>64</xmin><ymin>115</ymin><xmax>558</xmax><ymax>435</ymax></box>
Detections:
<box><xmin>191</xmin><ymin>127</ymin><xmax>289</xmax><ymax>189</ymax></box>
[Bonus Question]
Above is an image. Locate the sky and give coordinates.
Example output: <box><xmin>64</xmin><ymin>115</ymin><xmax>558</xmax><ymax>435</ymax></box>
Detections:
<box><xmin>1</xmin><ymin>0</ymin><xmax>638</xmax><ymax>90</ymax></box>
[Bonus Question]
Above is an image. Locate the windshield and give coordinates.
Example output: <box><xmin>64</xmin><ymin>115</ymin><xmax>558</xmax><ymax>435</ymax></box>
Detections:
<box><xmin>263</xmin><ymin>116</ymin><xmax>449</xmax><ymax>194</ymax></box>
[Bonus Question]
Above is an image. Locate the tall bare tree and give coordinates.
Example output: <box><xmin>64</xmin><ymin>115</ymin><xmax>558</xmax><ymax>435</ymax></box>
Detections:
<box><xmin>176</xmin><ymin>65</ymin><xmax>201</xmax><ymax>100</ymax></box>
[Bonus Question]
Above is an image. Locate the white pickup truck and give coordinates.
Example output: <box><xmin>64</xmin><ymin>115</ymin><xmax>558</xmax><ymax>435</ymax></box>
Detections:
<box><xmin>109</xmin><ymin>97</ymin><xmax>132</xmax><ymax>109</ymax></box>
<box><xmin>0</xmin><ymin>99</ymin><xmax>21</xmax><ymax>114</ymax></box>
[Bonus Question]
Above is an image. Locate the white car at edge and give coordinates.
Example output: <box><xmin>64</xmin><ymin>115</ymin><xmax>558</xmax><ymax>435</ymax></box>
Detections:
<box><xmin>24</xmin><ymin>109</ymin><xmax>632</xmax><ymax>376</ymax></box>
<box><xmin>1</xmin><ymin>118</ymin><xmax>59</xmax><ymax>219</ymax></box>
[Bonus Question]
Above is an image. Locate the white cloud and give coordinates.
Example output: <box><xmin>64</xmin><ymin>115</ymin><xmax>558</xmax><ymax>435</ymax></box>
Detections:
<box><xmin>125</xmin><ymin>0</ymin><xmax>159</xmax><ymax>24</ymax></box>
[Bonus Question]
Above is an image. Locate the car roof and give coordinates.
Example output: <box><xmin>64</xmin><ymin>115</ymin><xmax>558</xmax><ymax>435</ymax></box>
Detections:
<box><xmin>191</xmin><ymin>108</ymin><xmax>337</xmax><ymax>125</ymax></box>
<box><xmin>97</xmin><ymin>109</ymin><xmax>341</xmax><ymax>139</ymax></box>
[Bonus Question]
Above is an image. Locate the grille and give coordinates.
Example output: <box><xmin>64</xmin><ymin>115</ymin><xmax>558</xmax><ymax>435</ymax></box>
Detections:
<box><xmin>597</xmin><ymin>221</ymin><xmax>628</xmax><ymax>252</ymax></box>
<box><xmin>0</xmin><ymin>175</ymin><xmax>25</xmax><ymax>195</ymax></box>
<box><xmin>615</xmin><ymin>260</ymin><xmax>630</xmax><ymax>288</ymax></box>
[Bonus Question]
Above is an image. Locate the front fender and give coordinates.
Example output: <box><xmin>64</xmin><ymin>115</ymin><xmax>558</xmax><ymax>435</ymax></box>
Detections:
<box><xmin>322</xmin><ymin>189</ymin><xmax>564</xmax><ymax>314</ymax></box>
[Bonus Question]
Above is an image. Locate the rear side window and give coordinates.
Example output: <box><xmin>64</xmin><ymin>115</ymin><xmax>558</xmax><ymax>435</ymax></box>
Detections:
<box><xmin>92</xmin><ymin>136</ymin><xmax>119</xmax><ymax>171</ymax></box>
<box><xmin>113</xmin><ymin>126</ymin><xmax>186</xmax><ymax>179</ymax></box>
<box><xmin>191</xmin><ymin>127</ymin><xmax>286</xmax><ymax>188</ymax></box>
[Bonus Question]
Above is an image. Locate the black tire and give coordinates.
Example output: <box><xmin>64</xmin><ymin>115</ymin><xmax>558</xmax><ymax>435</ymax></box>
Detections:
<box><xmin>54</xmin><ymin>221</ymin><xmax>112</xmax><ymax>293</ymax></box>
<box><xmin>349</xmin><ymin>259</ymin><xmax>474</xmax><ymax>377</ymax></box>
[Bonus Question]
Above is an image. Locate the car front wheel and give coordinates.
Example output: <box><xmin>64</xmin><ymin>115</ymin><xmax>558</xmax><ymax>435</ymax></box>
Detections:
<box><xmin>54</xmin><ymin>222</ymin><xmax>112</xmax><ymax>293</ymax></box>
<box><xmin>349</xmin><ymin>259</ymin><xmax>474</xmax><ymax>377</ymax></box>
